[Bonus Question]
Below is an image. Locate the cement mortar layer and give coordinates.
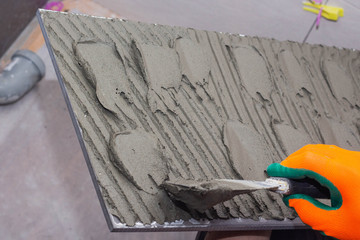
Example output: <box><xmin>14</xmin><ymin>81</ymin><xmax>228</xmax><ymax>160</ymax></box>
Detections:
<box><xmin>40</xmin><ymin>11</ymin><xmax>360</xmax><ymax>226</ymax></box>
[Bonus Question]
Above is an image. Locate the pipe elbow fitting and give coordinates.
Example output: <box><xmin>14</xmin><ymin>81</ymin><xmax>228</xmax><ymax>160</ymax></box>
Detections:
<box><xmin>0</xmin><ymin>49</ymin><xmax>45</xmax><ymax>104</ymax></box>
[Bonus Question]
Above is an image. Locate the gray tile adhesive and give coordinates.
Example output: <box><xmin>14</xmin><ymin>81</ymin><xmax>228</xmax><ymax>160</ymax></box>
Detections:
<box><xmin>39</xmin><ymin>10</ymin><xmax>360</xmax><ymax>227</ymax></box>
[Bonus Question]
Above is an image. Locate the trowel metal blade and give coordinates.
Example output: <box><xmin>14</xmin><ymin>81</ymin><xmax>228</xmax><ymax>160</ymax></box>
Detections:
<box><xmin>162</xmin><ymin>179</ymin><xmax>280</xmax><ymax>212</ymax></box>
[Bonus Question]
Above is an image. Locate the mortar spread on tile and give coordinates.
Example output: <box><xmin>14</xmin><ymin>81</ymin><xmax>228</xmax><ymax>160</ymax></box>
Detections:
<box><xmin>109</xmin><ymin>130</ymin><xmax>169</xmax><ymax>194</ymax></box>
<box><xmin>40</xmin><ymin>10</ymin><xmax>360</xmax><ymax>226</ymax></box>
<box><xmin>223</xmin><ymin>120</ymin><xmax>273</xmax><ymax>181</ymax></box>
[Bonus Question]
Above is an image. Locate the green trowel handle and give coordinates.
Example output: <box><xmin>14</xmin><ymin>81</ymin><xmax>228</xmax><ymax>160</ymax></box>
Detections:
<box><xmin>285</xmin><ymin>178</ymin><xmax>331</xmax><ymax>199</ymax></box>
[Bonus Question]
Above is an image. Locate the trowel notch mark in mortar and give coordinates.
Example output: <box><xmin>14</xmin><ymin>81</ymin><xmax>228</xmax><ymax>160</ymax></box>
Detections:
<box><xmin>109</xmin><ymin>130</ymin><xmax>169</xmax><ymax>194</ymax></box>
<box><xmin>223</xmin><ymin>120</ymin><xmax>274</xmax><ymax>181</ymax></box>
<box><xmin>134</xmin><ymin>42</ymin><xmax>182</xmax><ymax>113</ymax></box>
<box><xmin>74</xmin><ymin>38</ymin><xmax>132</xmax><ymax>113</ymax></box>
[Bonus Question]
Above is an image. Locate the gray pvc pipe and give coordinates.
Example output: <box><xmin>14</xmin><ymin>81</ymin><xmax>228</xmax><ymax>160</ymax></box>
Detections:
<box><xmin>0</xmin><ymin>49</ymin><xmax>45</xmax><ymax>104</ymax></box>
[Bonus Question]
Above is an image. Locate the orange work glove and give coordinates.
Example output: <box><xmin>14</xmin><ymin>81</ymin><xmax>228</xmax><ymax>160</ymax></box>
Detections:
<box><xmin>267</xmin><ymin>144</ymin><xmax>360</xmax><ymax>240</ymax></box>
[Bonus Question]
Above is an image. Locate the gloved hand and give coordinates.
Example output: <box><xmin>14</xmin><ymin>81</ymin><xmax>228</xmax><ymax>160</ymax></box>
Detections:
<box><xmin>267</xmin><ymin>144</ymin><xmax>360</xmax><ymax>240</ymax></box>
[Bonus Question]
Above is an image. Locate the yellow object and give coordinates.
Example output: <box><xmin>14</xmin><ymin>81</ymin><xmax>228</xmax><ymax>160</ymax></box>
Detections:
<box><xmin>303</xmin><ymin>1</ymin><xmax>344</xmax><ymax>21</ymax></box>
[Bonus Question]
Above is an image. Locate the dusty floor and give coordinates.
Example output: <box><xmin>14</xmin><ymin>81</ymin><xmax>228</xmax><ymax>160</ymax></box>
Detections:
<box><xmin>0</xmin><ymin>0</ymin><xmax>359</xmax><ymax>239</ymax></box>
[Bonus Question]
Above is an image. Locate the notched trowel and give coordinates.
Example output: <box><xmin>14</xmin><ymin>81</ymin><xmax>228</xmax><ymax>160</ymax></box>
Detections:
<box><xmin>162</xmin><ymin>178</ymin><xmax>330</xmax><ymax>212</ymax></box>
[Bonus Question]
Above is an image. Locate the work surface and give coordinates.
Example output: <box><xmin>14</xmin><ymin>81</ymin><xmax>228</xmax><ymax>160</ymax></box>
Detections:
<box><xmin>1</xmin><ymin>0</ymin><xmax>360</xmax><ymax>239</ymax></box>
<box><xmin>94</xmin><ymin>0</ymin><xmax>360</xmax><ymax>50</ymax></box>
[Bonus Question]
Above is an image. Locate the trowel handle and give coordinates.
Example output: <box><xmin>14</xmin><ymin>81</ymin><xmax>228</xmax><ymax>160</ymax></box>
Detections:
<box><xmin>272</xmin><ymin>177</ymin><xmax>331</xmax><ymax>199</ymax></box>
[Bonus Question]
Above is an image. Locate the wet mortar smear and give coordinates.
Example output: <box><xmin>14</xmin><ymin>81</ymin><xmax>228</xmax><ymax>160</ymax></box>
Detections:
<box><xmin>40</xmin><ymin>11</ymin><xmax>360</xmax><ymax>226</ymax></box>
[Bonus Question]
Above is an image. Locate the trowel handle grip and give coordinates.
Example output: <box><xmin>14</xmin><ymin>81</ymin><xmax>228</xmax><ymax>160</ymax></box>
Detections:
<box><xmin>278</xmin><ymin>177</ymin><xmax>331</xmax><ymax>199</ymax></box>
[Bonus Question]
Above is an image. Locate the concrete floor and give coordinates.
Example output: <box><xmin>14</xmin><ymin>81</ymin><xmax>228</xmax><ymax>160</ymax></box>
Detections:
<box><xmin>0</xmin><ymin>0</ymin><xmax>359</xmax><ymax>239</ymax></box>
<box><xmin>95</xmin><ymin>0</ymin><xmax>360</xmax><ymax>50</ymax></box>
